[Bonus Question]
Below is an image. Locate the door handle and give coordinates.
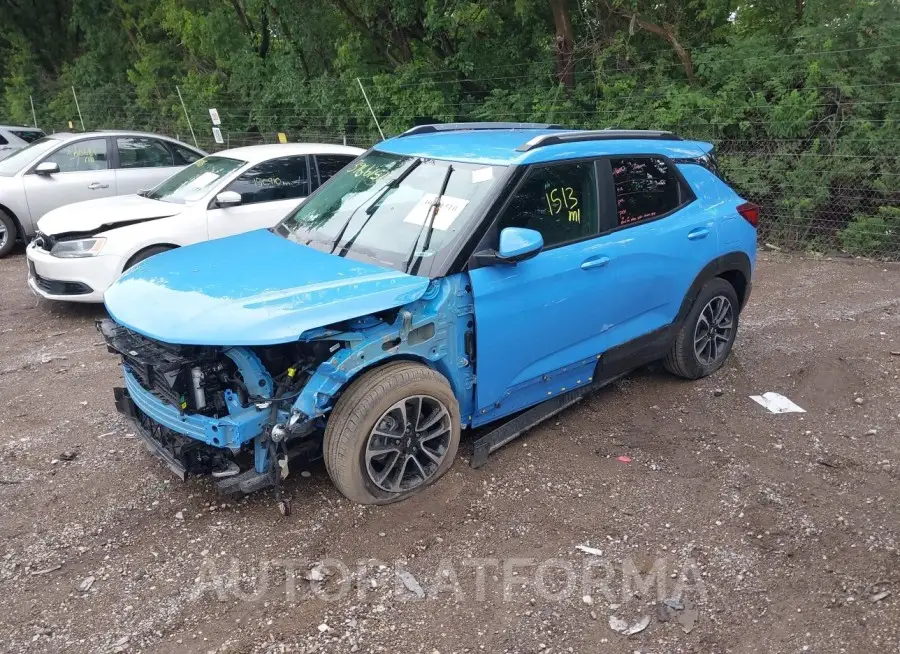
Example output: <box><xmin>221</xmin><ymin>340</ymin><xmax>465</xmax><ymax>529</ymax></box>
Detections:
<box><xmin>88</xmin><ymin>182</ymin><xmax>109</xmax><ymax>190</ymax></box>
<box><xmin>581</xmin><ymin>256</ymin><xmax>610</xmax><ymax>270</ymax></box>
<box><xmin>687</xmin><ymin>228</ymin><xmax>709</xmax><ymax>240</ymax></box>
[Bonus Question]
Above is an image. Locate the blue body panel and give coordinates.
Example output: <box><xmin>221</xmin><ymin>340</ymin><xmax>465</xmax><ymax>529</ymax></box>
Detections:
<box><xmin>376</xmin><ymin>129</ymin><xmax>713</xmax><ymax>166</ymax></box>
<box><xmin>467</xmin><ymin>163</ymin><xmax>736</xmax><ymax>425</ymax></box>
<box><xmin>288</xmin><ymin>274</ymin><xmax>476</xmax><ymax>424</ymax></box>
<box><xmin>104</xmin><ymin>229</ymin><xmax>431</xmax><ymax>346</ymax></box>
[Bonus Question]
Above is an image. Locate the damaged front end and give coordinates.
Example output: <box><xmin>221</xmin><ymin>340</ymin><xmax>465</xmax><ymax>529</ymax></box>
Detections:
<box><xmin>98</xmin><ymin>274</ymin><xmax>474</xmax><ymax>498</ymax></box>
<box><xmin>99</xmin><ymin>319</ymin><xmax>336</xmax><ymax>494</ymax></box>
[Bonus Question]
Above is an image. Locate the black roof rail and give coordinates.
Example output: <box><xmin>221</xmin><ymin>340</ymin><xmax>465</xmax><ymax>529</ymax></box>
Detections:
<box><xmin>399</xmin><ymin>122</ymin><xmax>566</xmax><ymax>138</ymax></box>
<box><xmin>516</xmin><ymin>129</ymin><xmax>682</xmax><ymax>152</ymax></box>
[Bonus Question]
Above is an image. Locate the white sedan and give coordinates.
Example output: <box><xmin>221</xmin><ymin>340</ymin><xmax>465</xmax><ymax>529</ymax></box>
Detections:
<box><xmin>26</xmin><ymin>142</ymin><xmax>364</xmax><ymax>303</ymax></box>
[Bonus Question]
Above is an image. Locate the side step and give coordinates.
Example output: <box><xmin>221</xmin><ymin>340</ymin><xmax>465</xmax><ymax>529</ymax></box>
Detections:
<box><xmin>471</xmin><ymin>387</ymin><xmax>588</xmax><ymax>468</ymax></box>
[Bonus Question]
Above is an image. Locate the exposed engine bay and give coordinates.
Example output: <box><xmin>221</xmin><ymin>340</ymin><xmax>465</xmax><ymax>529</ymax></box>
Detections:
<box><xmin>98</xmin><ymin>319</ymin><xmax>340</xmax><ymax>484</ymax></box>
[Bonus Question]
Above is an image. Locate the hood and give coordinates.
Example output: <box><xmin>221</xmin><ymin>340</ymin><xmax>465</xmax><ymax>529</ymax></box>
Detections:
<box><xmin>104</xmin><ymin>229</ymin><xmax>431</xmax><ymax>346</ymax></box>
<box><xmin>37</xmin><ymin>194</ymin><xmax>184</xmax><ymax>236</ymax></box>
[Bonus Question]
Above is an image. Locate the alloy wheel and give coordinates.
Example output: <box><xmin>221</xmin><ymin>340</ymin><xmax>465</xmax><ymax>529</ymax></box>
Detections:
<box><xmin>0</xmin><ymin>224</ymin><xmax>7</xmax><ymax>251</ymax></box>
<box><xmin>693</xmin><ymin>295</ymin><xmax>734</xmax><ymax>366</ymax></box>
<box><xmin>365</xmin><ymin>395</ymin><xmax>452</xmax><ymax>493</ymax></box>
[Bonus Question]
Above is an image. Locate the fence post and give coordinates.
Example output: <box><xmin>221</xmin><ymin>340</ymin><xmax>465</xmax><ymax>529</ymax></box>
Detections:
<box><xmin>71</xmin><ymin>87</ymin><xmax>85</xmax><ymax>131</ymax></box>
<box><xmin>175</xmin><ymin>85</ymin><xmax>199</xmax><ymax>149</ymax></box>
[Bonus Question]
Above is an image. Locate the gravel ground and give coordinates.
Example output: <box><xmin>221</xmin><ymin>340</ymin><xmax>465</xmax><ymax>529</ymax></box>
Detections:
<box><xmin>1</xmin><ymin>249</ymin><xmax>898</xmax><ymax>654</ymax></box>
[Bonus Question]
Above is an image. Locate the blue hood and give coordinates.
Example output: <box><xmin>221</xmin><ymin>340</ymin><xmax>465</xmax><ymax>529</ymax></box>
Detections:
<box><xmin>104</xmin><ymin>230</ymin><xmax>431</xmax><ymax>346</ymax></box>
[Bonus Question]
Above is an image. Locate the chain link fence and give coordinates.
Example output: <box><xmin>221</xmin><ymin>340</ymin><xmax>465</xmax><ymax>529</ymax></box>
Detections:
<box><xmin>75</xmin><ymin>102</ymin><xmax>897</xmax><ymax>262</ymax></box>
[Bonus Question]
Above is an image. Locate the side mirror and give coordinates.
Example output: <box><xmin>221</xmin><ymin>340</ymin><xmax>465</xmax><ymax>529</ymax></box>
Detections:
<box><xmin>473</xmin><ymin>227</ymin><xmax>544</xmax><ymax>266</ymax></box>
<box><xmin>34</xmin><ymin>161</ymin><xmax>60</xmax><ymax>175</ymax></box>
<box><xmin>215</xmin><ymin>190</ymin><xmax>242</xmax><ymax>208</ymax></box>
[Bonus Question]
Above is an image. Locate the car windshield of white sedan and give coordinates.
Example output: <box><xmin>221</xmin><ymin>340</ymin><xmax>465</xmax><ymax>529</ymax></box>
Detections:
<box><xmin>0</xmin><ymin>137</ymin><xmax>61</xmax><ymax>176</ymax></box>
<box><xmin>146</xmin><ymin>155</ymin><xmax>245</xmax><ymax>204</ymax></box>
<box><xmin>275</xmin><ymin>150</ymin><xmax>505</xmax><ymax>273</ymax></box>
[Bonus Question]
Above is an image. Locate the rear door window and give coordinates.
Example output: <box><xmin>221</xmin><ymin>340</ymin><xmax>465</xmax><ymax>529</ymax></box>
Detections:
<box><xmin>173</xmin><ymin>145</ymin><xmax>203</xmax><ymax>165</ymax></box>
<box><xmin>610</xmin><ymin>157</ymin><xmax>683</xmax><ymax>227</ymax></box>
<box><xmin>315</xmin><ymin>154</ymin><xmax>357</xmax><ymax>186</ymax></box>
<box><xmin>117</xmin><ymin>137</ymin><xmax>175</xmax><ymax>169</ymax></box>
<box><xmin>224</xmin><ymin>155</ymin><xmax>310</xmax><ymax>205</ymax></box>
<box><xmin>43</xmin><ymin>138</ymin><xmax>109</xmax><ymax>172</ymax></box>
<box><xmin>10</xmin><ymin>129</ymin><xmax>45</xmax><ymax>143</ymax></box>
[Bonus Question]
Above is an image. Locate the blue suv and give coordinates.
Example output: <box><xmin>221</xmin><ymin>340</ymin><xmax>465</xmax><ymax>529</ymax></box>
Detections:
<box><xmin>99</xmin><ymin>123</ymin><xmax>757</xmax><ymax>512</ymax></box>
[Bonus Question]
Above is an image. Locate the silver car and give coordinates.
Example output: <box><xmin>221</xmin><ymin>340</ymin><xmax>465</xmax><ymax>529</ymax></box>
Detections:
<box><xmin>0</xmin><ymin>125</ymin><xmax>46</xmax><ymax>160</ymax></box>
<box><xmin>0</xmin><ymin>130</ymin><xmax>206</xmax><ymax>257</ymax></box>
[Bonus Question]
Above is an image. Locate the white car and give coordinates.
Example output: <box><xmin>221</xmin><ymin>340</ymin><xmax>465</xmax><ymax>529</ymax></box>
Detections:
<box><xmin>0</xmin><ymin>130</ymin><xmax>206</xmax><ymax>257</ymax></box>
<box><xmin>0</xmin><ymin>125</ymin><xmax>46</xmax><ymax>160</ymax></box>
<box><xmin>26</xmin><ymin>142</ymin><xmax>363</xmax><ymax>302</ymax></box>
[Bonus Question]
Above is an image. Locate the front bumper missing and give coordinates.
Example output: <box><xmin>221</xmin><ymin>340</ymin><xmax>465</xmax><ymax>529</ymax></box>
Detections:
<box><xmin>121</xmin><ymin>365</ymin><xmax>273</xmax><ymax>448</ymax></box>
<box><xmin>115</xmin><ymin>386</ymin><xmax>187</xmax><ymax>480</ymax></box>
<box><xmin>115</xmin><ymin>385</ymin><xmax>280</xmax><ymax>493</ymax></box>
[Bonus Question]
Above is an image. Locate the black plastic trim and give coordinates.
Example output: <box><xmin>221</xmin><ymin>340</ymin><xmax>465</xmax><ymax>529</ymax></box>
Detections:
<box><xmin>674</xmin><ymin>252</ymin><xmax>753</xmax><ymax>325</ymax></box>
<box><xmin>401</xmin><ymin>122</ymin><xmax>565</xmax><ymax>137</ymax></box>
<box><xmin>516</xmin><ymin>129</ymin><xmax>682</xmax><ymax>152</ymax></box>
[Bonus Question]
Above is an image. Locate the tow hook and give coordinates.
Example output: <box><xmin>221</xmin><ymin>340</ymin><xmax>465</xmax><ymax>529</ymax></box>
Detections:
<box><xmin>268</xmin><ymin>424</ymin><xmax>292</xmax><ymax>516</ymax></box>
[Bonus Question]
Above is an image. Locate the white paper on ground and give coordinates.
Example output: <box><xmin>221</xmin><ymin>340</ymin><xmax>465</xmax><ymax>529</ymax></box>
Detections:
<box><xmin>750</xmin><ymin>392</ymin><xmax>806</xmax><ymax>414</ymax></box>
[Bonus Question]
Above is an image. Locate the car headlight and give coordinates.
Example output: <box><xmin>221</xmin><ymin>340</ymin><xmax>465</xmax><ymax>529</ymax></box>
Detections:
<box><xmin>50</xmin><ymin>237</ymin><xmax>106</xmax><ymax>258</ymax></box>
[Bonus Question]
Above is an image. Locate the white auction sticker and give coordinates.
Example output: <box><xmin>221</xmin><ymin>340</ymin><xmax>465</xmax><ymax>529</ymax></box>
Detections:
<box><xmin>472</xmin><ymin>167</ymin><xmax>494</xmax><ymax>183</ymax></box>
<box><xmin>403</xmin><ymin>193</ymin><xmax>469</xmax><ymax>231</ymax></box>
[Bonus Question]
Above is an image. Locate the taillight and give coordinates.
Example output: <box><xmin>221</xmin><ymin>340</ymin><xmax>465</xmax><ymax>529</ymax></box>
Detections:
<box><xmin>737</xmin><ymin>202</ymin><xmax>759</xmax><ymax>228</ymax></box>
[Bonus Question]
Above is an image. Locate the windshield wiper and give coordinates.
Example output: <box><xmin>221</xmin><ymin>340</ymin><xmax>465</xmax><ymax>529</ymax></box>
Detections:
<box><xmin>329</xmin><ymin>157</ymin><xmax>423</xmax><ymax>255</ymax></box>
<box><xmin>404</xmin><ymin>164</ymin><xmax>453</xmax><ymax>275</ymax></box>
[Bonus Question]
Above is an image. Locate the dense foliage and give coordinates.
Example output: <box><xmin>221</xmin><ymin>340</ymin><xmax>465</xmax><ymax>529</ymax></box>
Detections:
<box><xmin>1</xmin><ymin>0</ymin><xmax>898</xmax><ymax>255</ymax></box>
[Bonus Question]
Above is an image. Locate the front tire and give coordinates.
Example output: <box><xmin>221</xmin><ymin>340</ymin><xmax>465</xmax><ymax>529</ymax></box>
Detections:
<box><xmin>664</xmin><ymin>277</ymin><xmax>740</xmax><ymax>379</ymax></box>
<box><xmin>0</xmin><ymin>210</ymin><xmax>17</xmax><ymax>258</ymax></box>
<box><xmin>324</xmin><ymin>362</ymin><xmax>460</xmax><ymax>505</ymax></box>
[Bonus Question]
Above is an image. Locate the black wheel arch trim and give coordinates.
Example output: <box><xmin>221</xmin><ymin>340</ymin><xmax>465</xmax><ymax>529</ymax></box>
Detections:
<box><xmin>0</xmin><ymin>203</ymin><xmax>25</xmax><ymax>241</ymax></box>
<box><xmin>674</xmin><ymin>252</ymin><xmax>752</xmax><ymax>329</ymax></box>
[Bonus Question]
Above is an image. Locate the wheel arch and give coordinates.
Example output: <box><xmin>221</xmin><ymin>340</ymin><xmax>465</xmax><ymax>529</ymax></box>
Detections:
<box><xmin>674</xmin><ymin>252</ymin><xmax>752</xmax><ymax>328</ymax></box>
<box><xmin>123</xmin><ymin>242</ymin><xmax>180</xmax><ymax>271</ymax></box>
<box><xmin>297</xmin><ymin>351</ymin><xmax>463</xmax><ymax>427</ymax></box>
<box><xmin>337</xmin><ymin>353</ymin><xmax>456</xmax><ymax>400</ymax></box>
<box><xmin>0</xmin><ymin>202</ymin><xmax>24</xmax><ymax>241</ymax></box>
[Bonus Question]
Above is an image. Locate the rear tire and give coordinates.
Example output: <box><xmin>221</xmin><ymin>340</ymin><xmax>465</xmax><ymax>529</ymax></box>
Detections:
<box><xmin>324</xmin><ymin>362</ymin><xmax>460</xmax><ymax>505</ymax></box>
<box><xmin>124</xmin><ymin>245</ymin><xmax>174</xmax><ymax>270</ymax></box>
<box><xmin>664</xmin><ymin>277</ymin><xmax>739</xmax><ymax>379</ymax></box>
<box><xmin>0</xmin><ymin>210</ymin><xmax>17</xmax><ymax>258</ymax></box>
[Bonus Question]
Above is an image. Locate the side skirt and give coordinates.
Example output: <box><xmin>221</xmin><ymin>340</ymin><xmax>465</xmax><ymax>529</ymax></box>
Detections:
<box><xmin>470</xmin><ymin>324</ymin><xmax>674</xmax><ymax>467</ymax></box>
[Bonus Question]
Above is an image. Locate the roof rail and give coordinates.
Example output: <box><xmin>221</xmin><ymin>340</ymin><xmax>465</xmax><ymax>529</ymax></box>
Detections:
<box><xmin>516</xmin><ymin>129</ymin><xmax>681</xmax><ymax>152</ymax></box>
<box><xmin>399</xmin><ymin>122</ymin><xmax>566</xmax><ymax>138</ymax></box>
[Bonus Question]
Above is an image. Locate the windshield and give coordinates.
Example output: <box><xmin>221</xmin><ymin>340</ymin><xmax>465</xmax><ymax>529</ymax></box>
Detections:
<box><xmin>147</xmin><ymin>155</ymin><xmax>245</xmax><ymax>204</ymax></box>
<box><xmin>275</xmin><ymin>150</ymin><xmax>506</xmax><ymax>273</ymax></box>
<box><xmin>0</xmin><ymin>137</ymin><xmax>61</xmax><ymax>176</ymax></box>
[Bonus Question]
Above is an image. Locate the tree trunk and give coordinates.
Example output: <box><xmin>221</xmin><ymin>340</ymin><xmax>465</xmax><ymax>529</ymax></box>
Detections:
<box><xmin>795</xmin><ymin>0</ymin><xmax>804</xmax><ymax>22</ymax></box>
<box><xmin>548</xmin><ymin>0</ymin><xmax>575</xmax><ymax>91</ymax></box>
<box><xmin>629</xmin><ymin>14</ymin><xmax>695</xmax><ymax>82</ymax></box>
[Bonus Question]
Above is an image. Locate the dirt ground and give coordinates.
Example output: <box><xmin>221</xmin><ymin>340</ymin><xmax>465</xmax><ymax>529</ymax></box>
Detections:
<box><xmin>0</xmin><ymin>249</ymin><xmax>898</xmax><ymax>654</ymax></box>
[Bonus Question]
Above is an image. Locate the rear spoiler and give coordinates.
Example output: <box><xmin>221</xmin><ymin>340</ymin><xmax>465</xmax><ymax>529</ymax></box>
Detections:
<box><xmin>673</xmin><ymin>142</ymin><xmax>725</xmax><ymax>181</ymax></box>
